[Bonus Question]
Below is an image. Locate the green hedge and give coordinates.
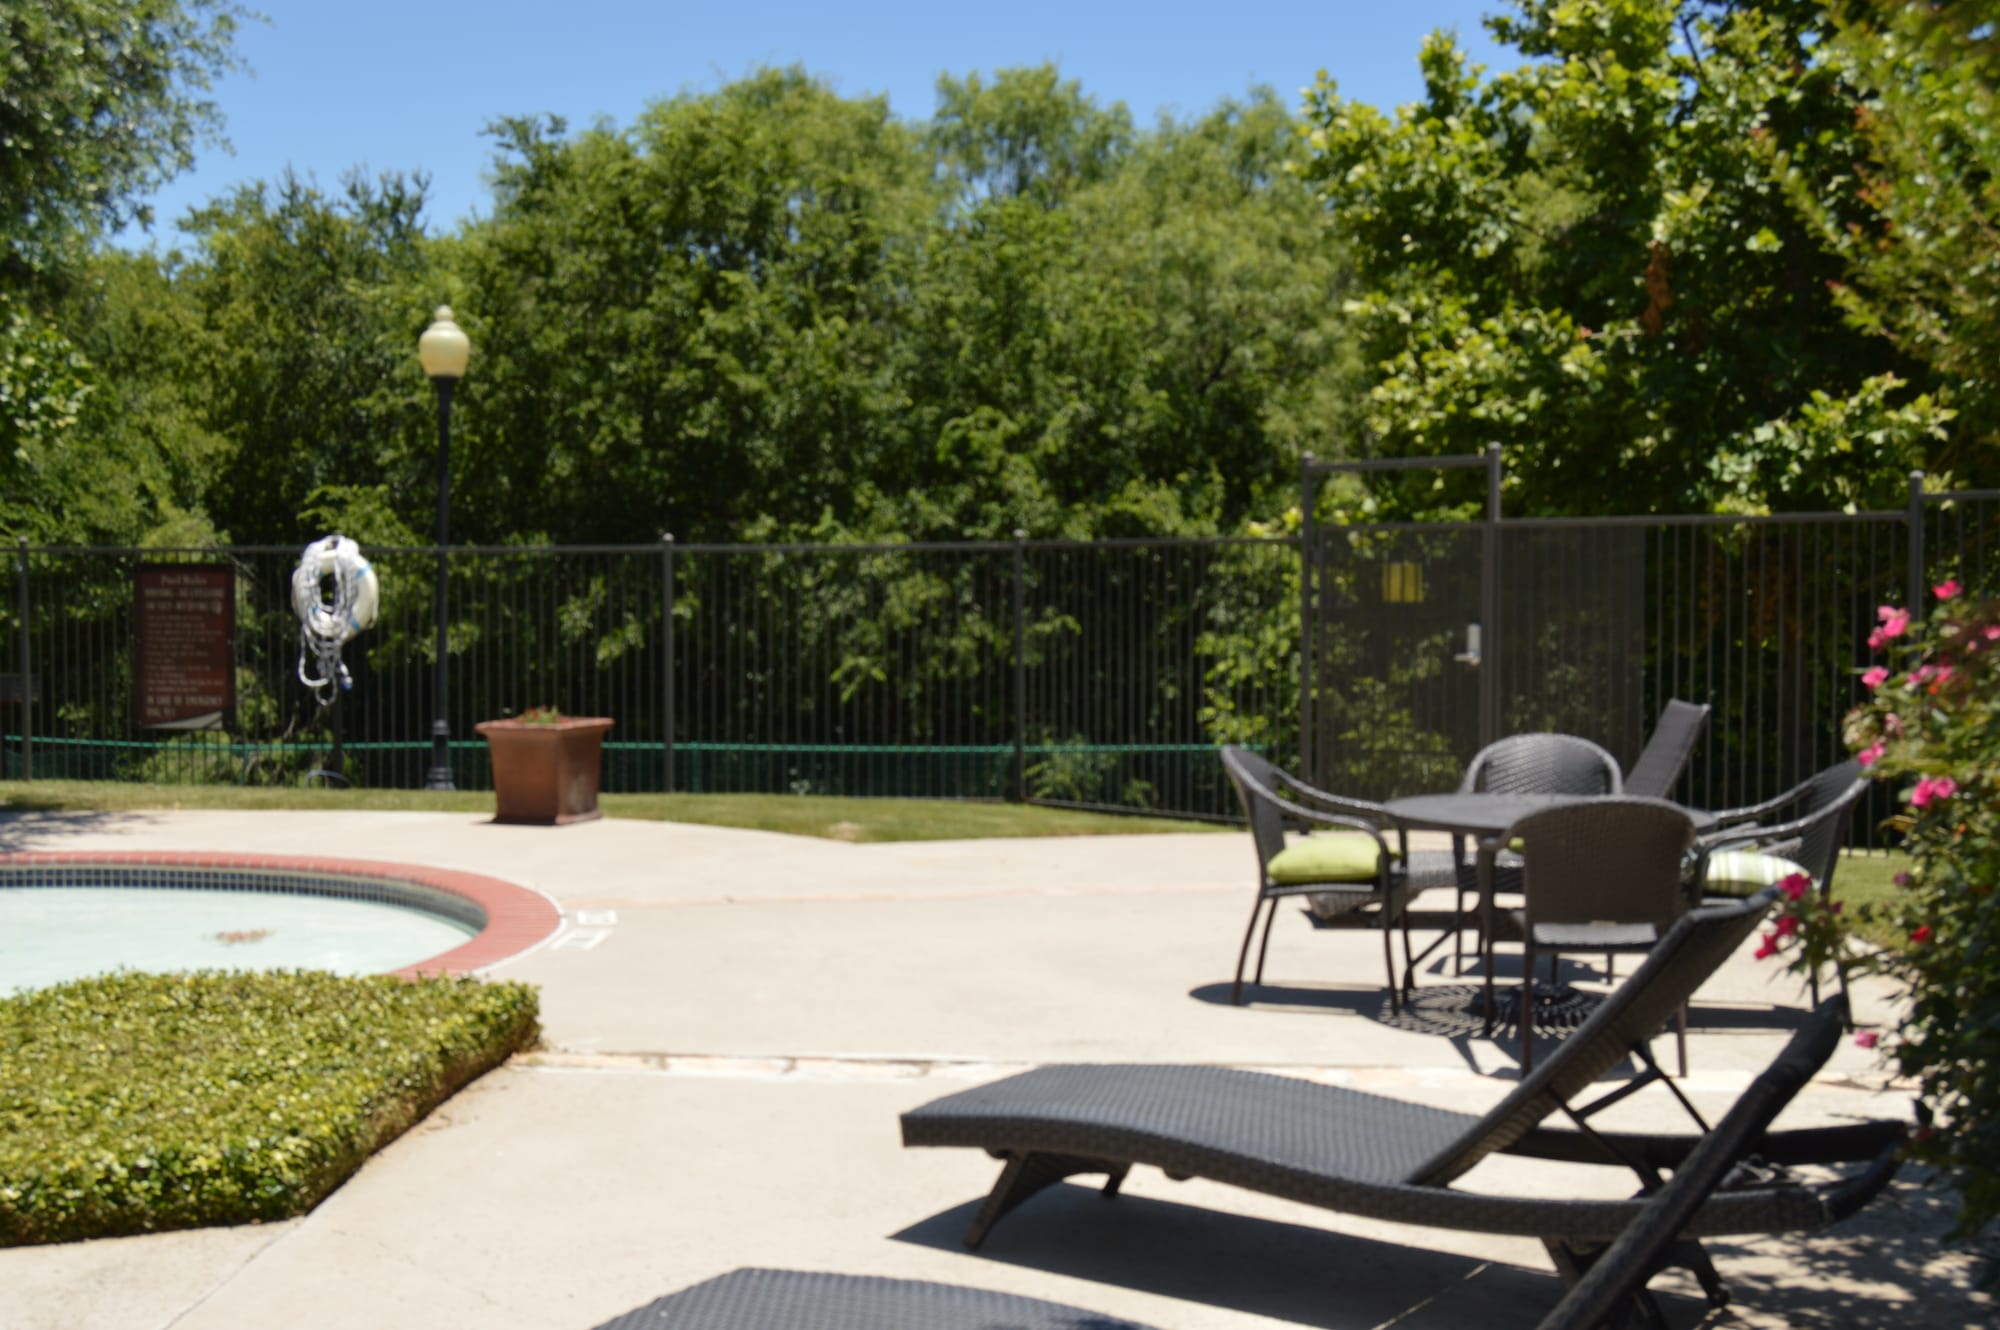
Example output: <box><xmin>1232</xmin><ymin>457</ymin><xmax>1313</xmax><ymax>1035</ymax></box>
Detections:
<box><xmin>0</xmin><ymin>970</ymin><xmax>541</xmax><ymax>1245</ymax></box>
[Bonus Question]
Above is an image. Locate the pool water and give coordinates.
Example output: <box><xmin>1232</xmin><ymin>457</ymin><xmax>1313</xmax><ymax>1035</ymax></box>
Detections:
<box><xmin>0</xmin><ymin>887</ymin><xmax>478</xmax><ymax>996</ymax></box>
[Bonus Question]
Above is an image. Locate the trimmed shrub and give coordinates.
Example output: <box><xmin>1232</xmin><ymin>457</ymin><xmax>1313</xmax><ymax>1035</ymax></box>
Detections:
<box><xmin>0</xmin><ymin>969</ymin><xmax>540</xmax><ymax>1245</ymax></box>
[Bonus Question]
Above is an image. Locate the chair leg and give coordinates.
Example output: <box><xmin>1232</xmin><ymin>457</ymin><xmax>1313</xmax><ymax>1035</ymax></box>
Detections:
<box><xmin>1381</xmin><ymin>900</ymin><xmax>1403</xmax><ymax>1014</ymax></box>
<box><xmin>1521</xmin><ymin>939</ymin><xmax>1540</xmax><ymax>1072</ymax></box>
<box><xmin>1399</xmin><ymin>900</ymin><xmax>1419</xmax><ymax>1005</ymax></box>
<box><xmin>1253</xmin><ymin>897</ymin><xmax>1280</xmax><ymax>985</ymax></box>
<box><xmin>1231</xmin><ymin>897</ymin><xmax>1267</xmax><ymax>1005</ymax></box>
<box><xmin>1675</xmin><ymin>1003</ymin><xmax>1689</xmax><ymax>1079</ymax></box>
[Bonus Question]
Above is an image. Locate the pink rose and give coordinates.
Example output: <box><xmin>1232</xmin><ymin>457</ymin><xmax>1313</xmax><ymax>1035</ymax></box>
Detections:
<box><xmin>1910</xmin><ymin>775</ymin><xmax>1958</xmax><ymax>808</ymax></box>
<box><xmin>1986</xmin><ymin>625</ymin><xmax>2000</xmax><ymax>641</ymax></box>
<box><xmin>1934</xmin><ymin>579</ymin><xmax>1961</xmax><ymax>601</ymax></box>
<box><xmin>1776</xmin><ymin>913</ymin><xmax>1800</xmax><ymax>937</ymax></box>
<box><xmin>1861</xmin><ymin>666</ymin><xmax>1890</xmax><ymax>689</ymax></box>
<box><xmin>1858</xmin><ymin>742</ymin><xmax>1885</xmax><ymax>768</ymax></box>
<box><xmin>1779</xmin><ymin>872</ymin><xmax>1812</xmax><ymax>902</ymax></box>
<box><xmin>1854</xmin><ymin>1030</ymin><xmax>1880</xmax><ymax>1049</ymax></box>
<box><xmin>1754</xmin><ymin>932</ymin><xmax>1780</xmax><ymax>960</ymax></box>
<box><xmin>1868</xmin><ymin>606</ymin><xmax>1912</xmax><ymax>650</ymax></box>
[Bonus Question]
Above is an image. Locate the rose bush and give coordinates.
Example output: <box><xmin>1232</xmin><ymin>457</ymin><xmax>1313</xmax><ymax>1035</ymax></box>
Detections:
<box><xmin>1763</xmin><ymin>579</ymin><xmax>2000</xmax><ymax>1237</ymax></box>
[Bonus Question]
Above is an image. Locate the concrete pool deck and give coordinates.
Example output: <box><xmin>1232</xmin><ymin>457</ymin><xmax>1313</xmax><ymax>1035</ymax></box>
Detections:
<box><xmin>0</xmin><ymin>807</ymin><xmax>1988</xmax><ymax>1330</ymax></box>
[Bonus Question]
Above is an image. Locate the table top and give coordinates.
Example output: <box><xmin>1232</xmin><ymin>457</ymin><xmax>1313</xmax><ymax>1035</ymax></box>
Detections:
<box><xmin>1381</xmin><ymin>792</ymin><xmax>1574</xmax><ymax>837</ymax></box>
<box><xmin>1383</xmin><ymin>791</ymin><xmax>1718</xmax><ymax>837</ymax></box>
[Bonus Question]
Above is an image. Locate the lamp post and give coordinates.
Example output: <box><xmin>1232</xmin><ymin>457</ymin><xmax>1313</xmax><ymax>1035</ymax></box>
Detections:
<box><xmin>418</xmin><ymin>306</ymin><xmax>470</xmax><ymax>791</ymax></box>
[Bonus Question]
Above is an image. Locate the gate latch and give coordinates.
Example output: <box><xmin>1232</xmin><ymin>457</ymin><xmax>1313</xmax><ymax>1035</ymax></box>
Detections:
<box><xmin>1453</xmin><ymin>623</ymin><xmax>1482</xmax><ymax>667</ymax></box>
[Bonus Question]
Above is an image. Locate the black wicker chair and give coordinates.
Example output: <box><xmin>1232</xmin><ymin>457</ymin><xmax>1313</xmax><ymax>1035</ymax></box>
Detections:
<box><xmin>903</xmin><ymin>891</ymin><xmax>1905</xmax><ymax>1318</ymax></box>
<box><xmin>1220</xmin><ymin>745</ymin><xmax>1458</xmax><ymax>1009</ymax></box>
<box><xmin>1461</xmin><ymin>733</ymin><xmax>1624</xmax><ymax>796</ymax></box>
<box><xmin>1442</xmin><ymin>732</ymin><xmax>1626</xmax><ymax>973</ymax></box>
<box><xmin>1695</xmin><ymin>758</ymin><xmax>1869</xmax><ymax>1004</ymax></box>
<box><xmin>1622</xmin><ymin>699</ymin><xmax>1711</xmax><ymax>800</ymax></box>
<box><xmin>1502</xmin><ymin>797</ymin><xmax>1698</xmax><ymax>1074</ymax></box>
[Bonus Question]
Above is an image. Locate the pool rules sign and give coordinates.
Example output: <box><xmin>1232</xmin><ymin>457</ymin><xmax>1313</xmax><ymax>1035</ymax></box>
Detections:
<box><xmin>135</xmin><ymin>564</ymin><xmax>236</xmax><ymax>730</ymax></box>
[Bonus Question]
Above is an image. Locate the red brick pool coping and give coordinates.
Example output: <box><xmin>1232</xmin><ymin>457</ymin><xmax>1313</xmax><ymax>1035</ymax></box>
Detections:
<box><xmin>0</xmin><ymin>850</ymin><xmax>563</xmax><ymax>977</ymax></box>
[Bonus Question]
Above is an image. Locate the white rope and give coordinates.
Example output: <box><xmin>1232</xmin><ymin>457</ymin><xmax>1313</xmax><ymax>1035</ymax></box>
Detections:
<box><xmin>292</xmin><ymin>535</ymin><xmax>379</xmax><ymax>705</ymax></box>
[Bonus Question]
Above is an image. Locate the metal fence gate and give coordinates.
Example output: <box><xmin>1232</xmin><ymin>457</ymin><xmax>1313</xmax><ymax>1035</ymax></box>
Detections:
<box><xmin>1302</xmin><ymin>455</ymin><xmax>2000</xmax><ymax>844</ymax></box>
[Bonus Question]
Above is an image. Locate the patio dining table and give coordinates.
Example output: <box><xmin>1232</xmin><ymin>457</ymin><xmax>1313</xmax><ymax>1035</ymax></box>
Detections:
<box><xmin>1382</xmin><ymin>792</ymin><xmax>1718</xmax><ymax>1033</ymax></box>
<box><xmin>1383</xmin><ymin>792</ymin><xmax>1568</xmax><ymax>1030</ymax></box>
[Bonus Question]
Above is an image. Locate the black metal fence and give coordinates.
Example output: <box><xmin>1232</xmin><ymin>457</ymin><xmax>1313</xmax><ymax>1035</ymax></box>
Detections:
<box><xmin>1</xmin><ymin>536</ymin><xmax>1295</xmax><ymax>819</ymax></box>
<box><xmin>5</xmin><ymin>475</ymin><xmax>1995</xmax><ymax>825</ymax></box>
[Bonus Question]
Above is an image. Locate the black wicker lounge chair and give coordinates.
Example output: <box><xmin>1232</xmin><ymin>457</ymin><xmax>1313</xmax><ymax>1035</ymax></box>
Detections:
<box><xmin>902</xmin><ymin>891</ymin><xmax>1905</xmax><ymax>1315</ymax></box>
<box><xmin>585</xmin><ymin>1268</ymin><xmax>1162</xmax><ymax>1329</ymax></box>
<box><xmin>1533</xmin><ymin>998</ymin><xmax>1884</xmax><ymax>1330</ymax></box>
<box><xmin>596</xmin><ymin>1002</ymin><xmax>1896</xmax><ymax>1330</ymax></box>
<box><xmin>1220</xmin><ymin>745</ymin><xmax>1459</xmax><ymax>1010</ymax></box>
<box><xmin>1622</xmin><ymin>699</ymin><xmax>1711</xmax><ymax>801</ymax></box>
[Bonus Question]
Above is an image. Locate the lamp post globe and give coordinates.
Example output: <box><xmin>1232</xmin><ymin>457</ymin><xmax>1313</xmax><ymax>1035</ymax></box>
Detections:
<box><xmin>420</xmin><ymin>306</ymin><xmax>469</xmax><ymax>791</ymax></box>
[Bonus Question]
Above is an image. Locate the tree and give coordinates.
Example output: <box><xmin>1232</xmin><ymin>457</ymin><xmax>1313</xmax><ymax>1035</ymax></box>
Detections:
<box><xmin>1779</xmin><ymin>1</ymin><xmax>2000</xmax><ymax>468</ymax></box>
<box><xmin>458</xmin><ymin>69</ymin><xmax>939</xmax><ymax>544</ymax></box>
<box><xmin>1295</xmin><ymin>0</ymin><xmax>1952</xmax><ymax>517</ymax></box>
<box><xmin>0</xmin><ymin>0</ymin><xmax>248</xmax><ymax>544</ymax></box>
<box><xmin>0</xmin><ymin>0</ymin><xmax>248</xmax><ymax>278</ymax></box>
<box><xmin>878</xmin><ymin>89</ymin><xmax>1354</xmax><ymax>540</ymax></box>
<box><xmin>927</xmin><ymin>65</ymin><xmax>1134</xmax><ymax>206</ymax></box>
<box><xmin>175</xmin><ymin>170</ymin><xmax>441</xmax><ymax>545</ymax></box>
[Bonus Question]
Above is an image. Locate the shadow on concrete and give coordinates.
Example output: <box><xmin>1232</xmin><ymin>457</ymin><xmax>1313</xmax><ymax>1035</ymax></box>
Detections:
<box><xmin>891</xmin><ymin>1182</ymin><xmax>1702</xmax><ymax>1328</ymax></box>
<box><xmin>894</xmin><ymin>1173</ymin><xmax>1988</xmax><ymax>1329</ymax></box>
<box><xmin>0</xmin><ymin>809</ymin><xmax>159</xmax><ymax>852</ymax></box>
<box><xmin>1687</xmin><ymin>1171</ymin><xmax>1992</xmax><ymax>1328</ymax></box>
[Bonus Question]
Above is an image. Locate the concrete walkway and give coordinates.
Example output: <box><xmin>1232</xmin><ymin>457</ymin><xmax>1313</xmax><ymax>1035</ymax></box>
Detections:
<box><xmin>0</xmin><ymin>809</ymin><xmax>1986</xmax><ymax>1329</ymax></box>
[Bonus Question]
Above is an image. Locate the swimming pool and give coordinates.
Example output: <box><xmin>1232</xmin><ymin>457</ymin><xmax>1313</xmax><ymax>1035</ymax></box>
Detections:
<box><xmin>0</xmin><ymin>852</ymin><xmax>563</xmax><ymax>996</ymax></box>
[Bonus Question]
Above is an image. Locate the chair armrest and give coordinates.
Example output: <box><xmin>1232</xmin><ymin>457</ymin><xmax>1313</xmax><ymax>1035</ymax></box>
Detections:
<box><xmin>1703</xmin><ymin>786</ymin><xmax>1801</xmax><ymax>827</ymax></box>
<box><xmin>1697</xmin><ymin>806</ymin><xmax>1823</xmax><ymax>856</ymax></box>
<box><xmin>1268</xmin><ymin>770</ymin><xmax>1388</xmax><ymax>821</ymax></box>
<box><xmin>1239</xmin><ymin>772</ymin><xmax>1391</xmax><ymax>849</ymax></box>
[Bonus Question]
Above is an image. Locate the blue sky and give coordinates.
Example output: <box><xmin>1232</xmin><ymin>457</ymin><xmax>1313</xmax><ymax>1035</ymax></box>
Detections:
<box><xmin>124</xmin><ymin>0</ymin><xmax>1519</xmax><ymax>247</ymax></box>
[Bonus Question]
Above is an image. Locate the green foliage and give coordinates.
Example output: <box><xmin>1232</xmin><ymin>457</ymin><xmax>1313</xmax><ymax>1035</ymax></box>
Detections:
<box><xmin>177</xmin><ymin>170</ymin><xmax>441</xmax><ymax>545</ymax></box>
<box><xmin>0</xmin><ymin>301</ymin><xmax>93</xmax><ymax>538</ymax></box>
<box><xmin>1296</xmin><ymin>0</ymin><xmax>1945</xmax><ymax>516</ymax></box>
<box><xmin>928</xmin><ymin>65</ymin><xmax>1134</xmax><ymax>205</ymax></box>
<box><xmin>1779</xmin><ymin>2</ymin><xmax>2000</xmax><ymax>465</ymax></box>
<box><xmin>1771</xmin><ymin>582</ymin><xmax>2000</xmax><ymax>1235</ymax></box>
<box><xmin>0</xmin><ymin>969</ymin><xmax>540</xmax><ymax>1244</ymax></box>
<box><xmin>0</xmin><ymin>0</ymin><xmax>248</xmax><ymax>270</ymax></box>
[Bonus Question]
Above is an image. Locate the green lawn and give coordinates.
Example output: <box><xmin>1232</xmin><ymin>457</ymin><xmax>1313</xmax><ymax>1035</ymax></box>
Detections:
<box><xmin>0</xmin><ymin>780</ymin><xmax>1226</xmax><ymax>842</ymax></box>
<box><xmin>1833</xmin><ymin>848</ymin><xmax>1916</xmax><ymax>951</ymax></box>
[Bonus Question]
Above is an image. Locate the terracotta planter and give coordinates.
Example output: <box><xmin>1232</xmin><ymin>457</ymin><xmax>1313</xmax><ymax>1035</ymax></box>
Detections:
<box><xmin>475</xmin><ymin>717</ymin><xmax>613</xmax><ymax>825</ymax></box>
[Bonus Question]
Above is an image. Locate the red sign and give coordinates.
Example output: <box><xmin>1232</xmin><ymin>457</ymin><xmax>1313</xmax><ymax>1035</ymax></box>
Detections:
<box><xmin>135</xmin><ymin>564</ymin><xmax>236</xmax><ymax>730</ymax></box>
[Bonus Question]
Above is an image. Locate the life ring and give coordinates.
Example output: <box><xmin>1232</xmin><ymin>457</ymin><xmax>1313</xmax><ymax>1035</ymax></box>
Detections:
<box><xmin>293</xmin><ymin>534</ymin><xmax>379</xmax><ymax>699</ymax></box>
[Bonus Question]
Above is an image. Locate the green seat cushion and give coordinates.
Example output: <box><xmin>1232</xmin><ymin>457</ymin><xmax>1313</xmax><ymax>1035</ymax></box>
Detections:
<box><xmin>1268</xmin><ymin>832</ymin><xmax>1384</xmax><ymax>884</ymax></box>
<box><xmin>1702</xmin><ymin>849</ymin><xmax>1811</xmax><ymax>898</ymax></box>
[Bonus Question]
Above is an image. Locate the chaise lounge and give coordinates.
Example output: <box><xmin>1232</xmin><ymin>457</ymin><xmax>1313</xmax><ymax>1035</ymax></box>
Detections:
<box><xmin>591</xmin><ymin>992</ymin><xmax>1901</xmax><ymax>1329</ymax></box>
<box><xmin>899</xmin><ymin>891</ymin><xmax>1905</xmax><ymax>1314</ymax></box>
